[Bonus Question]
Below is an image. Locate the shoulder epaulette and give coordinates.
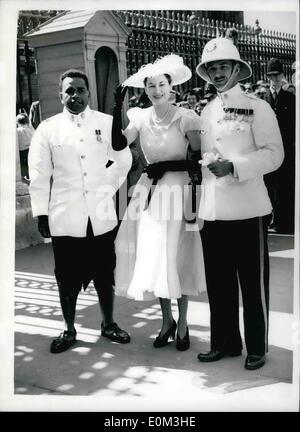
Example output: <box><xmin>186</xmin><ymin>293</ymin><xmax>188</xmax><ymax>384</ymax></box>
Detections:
<box><xmin>93</xmin><ymin>110</ymin><xmax>112</xmax><ymax>120</ymax></box>
<box><xmin>44</xmin><ymin>112</ymin><xmax>62</xmax><ymax>122</ymax></box>
<box><xmin>245</xmin><ymin>93</ymin><xmax>258</xmax><ymax>100</ymax></box>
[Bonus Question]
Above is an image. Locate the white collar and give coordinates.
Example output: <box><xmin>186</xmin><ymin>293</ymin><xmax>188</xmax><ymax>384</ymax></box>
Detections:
<box><xmin>270</xmin><ymin>86</ymin><xmax>280</xmax><ymax>95</ymax></box>
<box><xmin>63</xmin><ymin>106</ymin><xmax>90</xmax><ymax>122</ymax></box>
<box><xmin>217</xmin><ymin>83</ymin><xmax>244</xmax><ymax>104</ymax></box>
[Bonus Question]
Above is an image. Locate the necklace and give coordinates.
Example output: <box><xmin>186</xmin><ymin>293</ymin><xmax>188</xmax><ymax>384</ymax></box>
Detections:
<box><xmin>152</xmin><ymin>104</ymin><xmax>171</xmax><ymax>125</ymax></box>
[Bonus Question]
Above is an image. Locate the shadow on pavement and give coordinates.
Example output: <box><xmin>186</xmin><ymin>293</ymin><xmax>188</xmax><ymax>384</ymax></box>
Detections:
<box><xmin>14</xmin><ymin>276</ymin><xmax>293</xmax><ymax>397</ymax></box>
<box><xmin>14</xmin><ymin>235</ymin><xmax>294</xmax><ymax>397</ymax></box>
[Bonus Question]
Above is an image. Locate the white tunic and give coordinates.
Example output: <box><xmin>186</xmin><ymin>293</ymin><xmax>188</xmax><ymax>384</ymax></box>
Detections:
<box><xmin>28</xmin><ymin>106</ymin><xmax>132</xmax><ymax>237</ymax></box>
<box><xmin>199</xmin><ymin>84</ymin><xmax>284</xmax><ymax>221</ymax></box>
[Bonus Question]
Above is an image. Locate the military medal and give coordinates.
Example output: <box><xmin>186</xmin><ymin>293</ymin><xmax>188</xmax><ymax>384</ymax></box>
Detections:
<box><xmin>95</xmin><ymin>129</ymin><xmax>102</xmax><ymax>142</ymax></box>
<box><xmin>222</xmin><ymin>107</ymin><xmax>254</xmax><ymax>131</ymax></box>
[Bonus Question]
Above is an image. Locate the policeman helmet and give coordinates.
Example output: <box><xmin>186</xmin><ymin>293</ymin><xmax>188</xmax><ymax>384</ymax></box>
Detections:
<box><xmin>196</xmin><ymin>37</ymin><xmax>252</xmax><ymax>83</ymax></box>
<box><xmin>267</xmin><ymin>58</ymin><xmax>283</xmax><ymax>75</ymax></box>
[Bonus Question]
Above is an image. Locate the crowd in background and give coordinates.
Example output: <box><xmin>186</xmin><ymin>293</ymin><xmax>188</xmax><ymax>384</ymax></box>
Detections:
<box><xmin>128</xmin><ymin>82</ymin><xmax>218</xmax><ymax>114</ymax></box>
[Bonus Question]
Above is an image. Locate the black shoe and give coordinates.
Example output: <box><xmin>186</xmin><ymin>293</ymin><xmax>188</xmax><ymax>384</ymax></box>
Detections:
<box><xmin>197</xmin><ymin>349</ymin><xmax>242</xmax><ymax>362</ymax></box>
<box><xmin>101</xmin><ymin>322</ymin><xmax>131</xmax><ymax>344</ymax></box>
<box><xmin>245</xmin><ymin>354</ymin><xmax>266</xmax><ymax>370</ymax></box>
<box><xmin>197</xmin><ymin>350</ymin><xmax>225</xmax><ymax>362</ymax></box>
<box><xmin>176</xmin><ymin>327</ymin><xmax>190</xmax><ymax>351</ymax></box>
<box><xmin>153</xmin><ymin>320</ymin><xmax>177</xmax><ymax>348</ymax></box>
<box><xmin>50</xmin><ymin>330</ymin><xmax>77</xmax><ymax>354</ymax></box>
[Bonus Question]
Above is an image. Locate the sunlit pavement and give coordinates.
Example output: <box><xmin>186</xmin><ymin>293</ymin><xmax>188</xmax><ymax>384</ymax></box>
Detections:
<box><xmin>12</xmin><ymin>233</ymin><xmax>298</xmax><ymax>411</ymax></box>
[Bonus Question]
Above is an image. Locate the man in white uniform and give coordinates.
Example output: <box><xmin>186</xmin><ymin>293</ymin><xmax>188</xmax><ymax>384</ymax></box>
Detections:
<box><xmin>196</xmin><ymin>38</ymin><xmax>284</xmax><ymax>370</ymax></box>
<box><xmin>29</xmin><ymin>69</ymin><xmax>132</xmax><ymax>353</ymax></box>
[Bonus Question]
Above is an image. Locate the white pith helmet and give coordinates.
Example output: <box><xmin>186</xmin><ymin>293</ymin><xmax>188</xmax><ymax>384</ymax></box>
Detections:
<box><xmin>196</xmin><ymin>37</ymin><xmax>252</xmax><ymax>83</ymax></box>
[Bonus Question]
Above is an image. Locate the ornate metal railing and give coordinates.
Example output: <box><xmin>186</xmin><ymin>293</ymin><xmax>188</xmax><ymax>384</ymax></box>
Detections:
<box><xmin>17</xmin><ymin>10</ymin><xmax>60</xmax><ymax>39</ymax></box>
<box><xmin>117</xmin><ymin>10</ymin><xmax>296</xmax><ymax>97</ymax></box>
<box><xmin>17</xmin><ymin>10</ymin><xmax>296</xmax><ymax>111</ymax></box>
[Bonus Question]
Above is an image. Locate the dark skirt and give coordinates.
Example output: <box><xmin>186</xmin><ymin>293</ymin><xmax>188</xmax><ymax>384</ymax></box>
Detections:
<box><xmin>52</xmin><ymin>221</ymin><xmax>117</xmax><ymax>291</ymax></box>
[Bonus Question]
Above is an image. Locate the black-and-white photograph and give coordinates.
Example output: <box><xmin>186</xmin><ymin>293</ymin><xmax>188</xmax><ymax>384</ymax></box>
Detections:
<box><xmin>0</xmin><ymin>0</ymin><xmax>299</xmax><ymax>415</ymax></box>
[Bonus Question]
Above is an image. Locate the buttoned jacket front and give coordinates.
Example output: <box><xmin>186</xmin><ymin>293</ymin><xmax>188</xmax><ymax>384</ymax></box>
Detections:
<box><xmin>265</xmin><ymin>87</ymin><xmax>295</xmax><ymax>158</ymax></box>
<box><xmin>199</xmin><ymin>84</ymin><xmax>284</xmax><ymax>220</ymax></box>
<box><xmin>29</xmin><ymin>106</ymin><xmax>132</xmax><ymax>237</ymax></box>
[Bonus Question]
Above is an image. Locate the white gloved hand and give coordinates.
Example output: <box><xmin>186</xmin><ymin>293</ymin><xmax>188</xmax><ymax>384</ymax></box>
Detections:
<box><xmin>199</xmin><ymin>152</ymin><xmax>221</xmax><ymax>166</ymax></box>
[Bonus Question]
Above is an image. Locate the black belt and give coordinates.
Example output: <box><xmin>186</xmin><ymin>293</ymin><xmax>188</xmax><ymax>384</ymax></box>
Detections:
<box><xmin>143</xmin><ymin>160</ymin><xmax>200</xmax><ymax>212</ymax></box>
<box><xmin>143</xmin><ymin>160</ymin><xmax>197</xmax><ymax>179</ymax></box>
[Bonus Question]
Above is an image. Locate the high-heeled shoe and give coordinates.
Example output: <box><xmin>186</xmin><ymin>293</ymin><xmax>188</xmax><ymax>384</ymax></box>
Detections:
<box><xmin>176</xmin><ymin>327</ymin><xmax>190</xmax><ymax>351</ymax></box>
<box><xmin>153</xmin><ymin>320</ymin><xmax>177</xmax><ymax>348</ymax></box>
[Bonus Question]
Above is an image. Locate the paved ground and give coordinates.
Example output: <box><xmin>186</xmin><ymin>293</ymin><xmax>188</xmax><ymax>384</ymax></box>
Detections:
<box><xmin>9</xmin><ymin>233</ymin><xmax>299</xmax><ymax>411</ymax></box>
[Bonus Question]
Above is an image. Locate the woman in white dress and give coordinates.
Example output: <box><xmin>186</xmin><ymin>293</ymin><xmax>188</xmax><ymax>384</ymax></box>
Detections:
<box><xmin>113</xmin><ymin>55</ymin><xmax>206</xmax><ymax>351</ymax></box>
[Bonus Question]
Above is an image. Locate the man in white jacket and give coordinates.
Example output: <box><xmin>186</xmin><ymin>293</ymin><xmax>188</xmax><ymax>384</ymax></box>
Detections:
<box><xmin>196</xmin><ymin>38</ymin><xmax>284</xmax><ymax>370</ymax></box>
<box><xmin>29</xmin><ymin>69</ymin><xmax>132</xmax><ymax>353</ymax></box>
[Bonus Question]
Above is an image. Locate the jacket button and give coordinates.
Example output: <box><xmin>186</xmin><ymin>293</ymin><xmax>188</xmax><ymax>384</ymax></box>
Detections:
<box><xmin>81</xmin><ymin>155</ymin><xmax>85</xmax><ymax>159</ymax></box>
<box><xmin>83</xmin><ymin>172</ymin><xmax>87</xmax><ymax>176</ymax></box>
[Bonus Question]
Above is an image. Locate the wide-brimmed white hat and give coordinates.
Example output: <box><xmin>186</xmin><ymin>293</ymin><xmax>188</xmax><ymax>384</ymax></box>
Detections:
<box><xmin>196</xmin><ymin>37</ymin><xmax>252</xmax><ymax>83</ymax></box>
<box><xmin>122</xmin><ymin>54</ymin><xmax>192</xmax><ymax>88</ymax></box>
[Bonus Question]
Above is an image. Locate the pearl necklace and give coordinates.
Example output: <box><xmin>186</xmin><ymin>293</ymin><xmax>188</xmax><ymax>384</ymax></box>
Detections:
<box><xmin>152</xmin><ymin>104</ymin><xmax>171</xmax><ymax>125</ymax></box>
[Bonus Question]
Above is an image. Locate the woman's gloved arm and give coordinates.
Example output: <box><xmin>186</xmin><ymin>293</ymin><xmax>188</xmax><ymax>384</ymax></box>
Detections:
<box><xmin>112</xmin><ymin>85</ymin><xmax>129</xmax><ymax>151</ymax></box>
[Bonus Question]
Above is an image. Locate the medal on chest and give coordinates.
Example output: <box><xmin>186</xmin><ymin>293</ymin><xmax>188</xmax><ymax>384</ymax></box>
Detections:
<box><xmin>217</xmin><ymin>106</ymin><xmax>254</xmax><ymax>132</ymax></box>
<box><xmin>95</xmin><ymin>129</ymin><xmax>102</xmax><ymax>142</ymax></box>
